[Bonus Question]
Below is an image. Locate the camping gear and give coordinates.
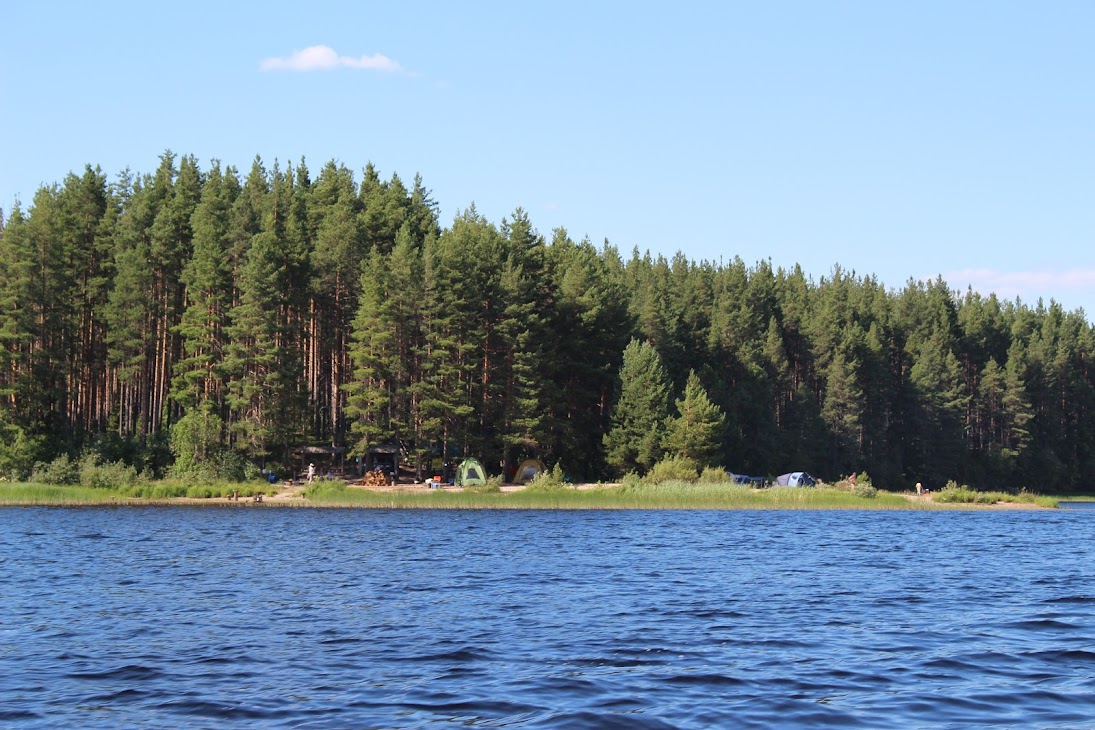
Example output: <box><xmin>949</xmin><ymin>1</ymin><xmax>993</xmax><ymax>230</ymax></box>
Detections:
<box><xmin>513</xmin><ymin>458</ymin><xmax>546</xmax><ymax>485</ymax></box>
<box><xmin>775</xmin><ymin>471</ymin><xmax>816</xmax><ymax>487</ymax></box>
<box><xmin>456</xmin><ymin>458</ymin><xmax>487</xmax><ymax>487</ymax></box>
<box><xmin>729</xmin><ymin>473</ymin><xmax>766</xmax><ymax>487</ymax></box>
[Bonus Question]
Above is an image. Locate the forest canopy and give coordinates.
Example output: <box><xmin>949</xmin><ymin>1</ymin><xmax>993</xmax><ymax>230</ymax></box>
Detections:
<box><xmin>1</xmin><ymin>152</ymin><xmax>1093</xmax><ymax>489</ymax></box>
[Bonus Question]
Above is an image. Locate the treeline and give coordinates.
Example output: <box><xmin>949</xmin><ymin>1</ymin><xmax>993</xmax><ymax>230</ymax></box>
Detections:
<box><xmin>1</xmin><ymin>152</ymin><xmax>1094</xmax><ymax>489</ymax></box>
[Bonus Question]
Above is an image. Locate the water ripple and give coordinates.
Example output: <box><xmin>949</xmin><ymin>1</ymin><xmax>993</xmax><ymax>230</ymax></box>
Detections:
<box><xmin>2</xmin><ymin>507</ymin><xmax>1095</xmax><ymax>728</ymax></box>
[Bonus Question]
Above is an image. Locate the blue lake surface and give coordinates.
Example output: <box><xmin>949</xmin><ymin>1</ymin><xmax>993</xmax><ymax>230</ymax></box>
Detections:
<box><xmin>2</xmin><ymin>507</ymin><xmax>1094</xmax><ymax>728</ymax></box>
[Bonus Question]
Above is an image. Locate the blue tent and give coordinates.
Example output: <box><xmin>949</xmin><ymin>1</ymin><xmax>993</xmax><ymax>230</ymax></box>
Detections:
<box><xmin>729</xmin><ymin>473</ymin><xmax>767</xmax><ymax>487</ymax></box>
<box><xmin>775</xmin><ymin>471</ymin><xmax>816</xmax><ymax>487</ymax></box>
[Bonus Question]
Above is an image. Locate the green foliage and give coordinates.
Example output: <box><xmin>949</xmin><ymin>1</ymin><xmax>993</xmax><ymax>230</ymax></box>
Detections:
<box><xmin>168</xmin><ymin>410</ymin><xmax>256</xmax><ymax>483</ymax></box>
<box><xmin>78</xmin><ymin>453</ymin><xmax>143</xmax><ymax>490</ymax></box>
<box><xmin>7</xmin><ymin>152</ymin><xmax>1095</xmax><ymax>494</ymax></box>
<box><xmin>664</xmin><ymin>370</ymin><xmax>726</xmax><ymax>467</ymax></box>
<box><xmin>525</xmin><ymin>464</ymin><xmax>569</xmax><ymax>492</ymax></box>
<box><xmin>935</xmin><ymin>484</ymin><xmax>998</xmax><ymax>504</ymax></box>
<box><xmin>851</xmin><ymin>482</ymin><xmax>878</xmax><ymax>499</ymax></box>
<box><xmin>698</xmin><ymin>466</ymin><xmax>731</xmax><ymax>484</ymax></box>
<box><xmin>31</xmin><ymin>455</ymin><xmax>79</xmax><ymax>485</ymax></box>
<box><xmin>463</xmin><ymin>475</ymin><xmax>503</xmax><ymax>493</ymax></box>
<box><xmin>647</xmin><ymin>456</ymin><xmax>699</xmax><ymax>484</ymax></box>
<box><xmin>0</xmin><ymin>424</ymin><xmax>42</xmax><ymax>479</ymax></box>
<box><xmin>604</xmin><ymin>339</ymin><xmax>671</xmax><ymax>475</ymax></box>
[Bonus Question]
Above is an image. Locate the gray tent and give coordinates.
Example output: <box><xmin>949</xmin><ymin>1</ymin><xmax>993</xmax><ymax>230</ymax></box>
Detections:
<box><xmin>775</xmin><ymin>471</ymin><xmax>816</xmax><ymax>487</ymax></box>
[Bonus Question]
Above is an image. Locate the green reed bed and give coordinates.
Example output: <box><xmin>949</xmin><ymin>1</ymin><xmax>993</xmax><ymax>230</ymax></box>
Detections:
<box><xmin>303</xmin><ymin>481</ymin><xmax>924</xmax><ymax>510</ymax></box>
<box><xmin>932</xmin><ymin>484</ymin><xmax>1058</xmax><ymax>508</ymax></box>
<box><xmin>0</xmin><ymin>483</ymin><xmax>128</xmax><ymax>505</ymax></box>
<box><xmin>0</xmin><ymin>480</ymin><xmax>277</xmax><ymax>505</ymax></box>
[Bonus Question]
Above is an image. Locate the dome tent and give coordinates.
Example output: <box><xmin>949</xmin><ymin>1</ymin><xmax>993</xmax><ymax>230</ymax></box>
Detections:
<box><xmin>775</xmin><ymin>471</ymin><xmax>815</xmax><ymax>487</ymax></box>
<box><xmin>456</xmin><ymin>457</ymin><xmax>487</xmax><ymax>487</ymax></box>
<box><xmin>513</xmin><ymin>458</ymin><xmax>546</xmax><ymax>485</ymax></box>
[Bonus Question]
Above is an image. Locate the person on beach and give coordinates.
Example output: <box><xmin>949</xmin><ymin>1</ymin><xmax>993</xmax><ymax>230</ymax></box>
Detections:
<box><xmin>916</xmin><ymin>482</ymin><xmax>922</xmax><ymax>496</ymax></box>
<box><xmin>307</xmin><ymin>463</ymin><xmax>316</xmax><ymax>483</ymax></box>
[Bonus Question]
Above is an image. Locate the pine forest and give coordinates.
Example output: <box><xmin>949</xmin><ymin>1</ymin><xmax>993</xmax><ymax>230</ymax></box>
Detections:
<box><xmin>2</xmin><ymin>152</ymin><xmax>1094</xmax><ymax>490</ymax></box>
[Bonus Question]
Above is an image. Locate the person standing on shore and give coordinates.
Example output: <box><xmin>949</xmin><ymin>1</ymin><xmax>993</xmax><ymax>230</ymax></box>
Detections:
<box><xmin>916</xmin><ymin>482</ymin><xmax>923</xmax><ymax>496</ymax></box>
<box><xmin>308</xmin><ymin>463</ymin><xmax>316</xmax><ymax>483</ymax></box>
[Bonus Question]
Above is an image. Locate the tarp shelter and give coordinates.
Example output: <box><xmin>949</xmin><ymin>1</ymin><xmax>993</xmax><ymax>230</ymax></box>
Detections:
<box><xmin>293</xmin><ymin>445</ymin><xmax>346</xmax><ymax>477</ymax></box>
<box><xmin>365</xmin><ymin>444</ymin><xmax>400</xmax><ymax>482</ymax></box>
<box><xmin>456</xmin><ymin>458</ymin><xmax>487</xmax><ymax>487</ymax></box>
<box><xmin>513</xmin><ymin>458</ymin><xmax>546</xmax><ymax>485</ymax></box>
<box><xmin>775</xmin><ymin>471</ymin><xmax>816</xmax><ymax>487</ymax></box>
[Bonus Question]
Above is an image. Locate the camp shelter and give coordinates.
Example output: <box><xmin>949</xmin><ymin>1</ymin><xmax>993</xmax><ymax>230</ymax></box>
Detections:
<box><xmin>365</xmin><ymin>444</ymin><xmax>400</xmax><ymax>482</ymax></box>
<box><xmin>775</xmin><ymin>471</ymin><xmax>816</xmax><ymax>487</ymax></box>
<box><xmin>293</xmin><ymin>445</ymin><xmax>346</xmax><ymax>477</ymax></box>
<box><xmin>513</xmin><ymin>458</ymin><xmax>546</xmax><ymax>485</ymax></box>
<box><xmin>729</xmin><ymin>472</ymin><xmax>766</xmax><ymax>487</ymax></box>
<box><xmin>456</xmin><ymin>458</ymin><xmax>488</xmax><ymax>487</ymax></box>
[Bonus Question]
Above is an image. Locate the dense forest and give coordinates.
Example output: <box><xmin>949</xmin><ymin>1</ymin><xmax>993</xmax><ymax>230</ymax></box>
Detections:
<box><xmin>2</xmin><ymin>152</ymin><xmax>1094</xmax><ymax>489</ymax></box>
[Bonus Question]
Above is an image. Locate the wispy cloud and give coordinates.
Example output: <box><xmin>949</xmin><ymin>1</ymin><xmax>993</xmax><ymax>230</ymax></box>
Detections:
<box><xmin>943</xmin><ymin>267</ymin><xmax>1095</xmax><ymax>302</ymax></box>
<box><xmin>260</xmin><ymin>45</ymin><xmax>404</xmax><ymax>73</ymax></box>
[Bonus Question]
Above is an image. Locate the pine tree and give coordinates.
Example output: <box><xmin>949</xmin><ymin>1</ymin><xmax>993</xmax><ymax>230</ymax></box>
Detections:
<box><xmin>664</xmin><ymin>370</ymin><xmax>725</xmax><ymax>466</ymax></box>
<box><xmin>173</xmin><ymin>161</ymin><xmax>234</xmax><ymax>415</ymax></box>
<box><xmin>604</xmin><ymin>339</ymin><xmax>671</xmax><ymax>475</ymax></box>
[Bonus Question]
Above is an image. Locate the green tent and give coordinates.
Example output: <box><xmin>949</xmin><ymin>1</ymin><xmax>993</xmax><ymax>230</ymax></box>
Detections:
<box><xmin>456</xmin><ymin>457</ymin><xmax>487</xmax><ymax>487</ymax></box>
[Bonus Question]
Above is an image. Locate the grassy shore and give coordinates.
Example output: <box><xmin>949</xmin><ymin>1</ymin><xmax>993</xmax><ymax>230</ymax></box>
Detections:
<box><xmin>0</xmin><ymin>480</ymin><xmax>275</xmax><ymax>506</ymax></box>
<box><xmin>0</xmin><ymin>480</ymin><xmax>1064</xmax><ymax>509</ymax></box>
<box><xmin>300</xmin><ymin>481</ymin><xmax>1055</xmax><ymax>510</ymax></box>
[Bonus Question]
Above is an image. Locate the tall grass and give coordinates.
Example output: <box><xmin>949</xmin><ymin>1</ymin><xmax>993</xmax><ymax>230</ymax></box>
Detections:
<box><xmin>302</xmin><ymin>481</ymin><xmax>923</xmax><ymax>510</ymax></box>
<box><xmin>0</xmin><ymin>480</ymin><xmax>277</xmax><ymax>505</ymax></box>
<box><xmin>0</xmin><ymin>483</ymin><xmax>128</xmax><ymax>505</ymax></box>
<box><xmin>934</xmin><ymin>484</ymin><xmax>1057</xmax><ymax>508</ymax></box>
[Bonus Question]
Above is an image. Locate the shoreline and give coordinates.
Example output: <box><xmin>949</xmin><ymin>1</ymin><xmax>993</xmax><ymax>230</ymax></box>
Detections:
<box><xmin>0</xmin><ymin>481</ymin><xmax>1060</xmax><ymax>510</ymax></box>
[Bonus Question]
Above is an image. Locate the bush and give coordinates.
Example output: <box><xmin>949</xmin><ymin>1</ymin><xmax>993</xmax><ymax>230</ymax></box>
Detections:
<box><xmin>935</xmin><ymin>484</ymin><xmax>996</xmax><ymax>504</ymax></box>
<box><xmin>31</xmin><ymin>455</ymin><xmax>79</xmax><ymax>485</ymax></box>
<box><xmin>0</xmin><ymin>424</ymin><xmax>43</xmax><ymax>480</ymax></box>
<box><xmin>698</xmin><ymin>466</ymin><xmax>731</xmax><ymax>484</ymax></box>
<box><xmin>647</xmin><ymin>456</ymin><xmax>699</xmax><ymax>484</ymax></box>
<box><xmin>851</xmin><ymin>482</ymin><xmax>878</xmax><ymax>499</ymax></box>
<box><xmin>78</xmin><ymin>453</ymin><xmax>143</xmax><ymax>490</ymax></box>
<box><xmin>464</xmin><ymin>475</ymin><xmax>503</xmax><ymax>493</ymax></box>
<box><xmin>525</xmin><ymin>465</ymin><xmax>568</xmax><ymax>492</ymax></box>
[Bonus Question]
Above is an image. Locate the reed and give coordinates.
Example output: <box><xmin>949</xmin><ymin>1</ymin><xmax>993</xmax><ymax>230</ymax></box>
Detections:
<box><xmin>934</xmin><ymin>484</ymin><xmax>1058</xmax><ymax>508</ymax></box>
<box><xmin>302</xmin><ymin>481</ymin><xmax>924</xmax><ymax>510</ymax></box>
<box><xmin>0</xmin><ymin>483</ymin><xmax>127</xmax><ymax>505</ymax></box>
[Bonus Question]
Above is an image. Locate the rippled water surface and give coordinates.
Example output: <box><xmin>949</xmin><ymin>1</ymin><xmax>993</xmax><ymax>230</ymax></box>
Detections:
<box><xmin>3</xmin><ymin>507</ymin><xmax>1095</xmax><ymax>728</ymax></box>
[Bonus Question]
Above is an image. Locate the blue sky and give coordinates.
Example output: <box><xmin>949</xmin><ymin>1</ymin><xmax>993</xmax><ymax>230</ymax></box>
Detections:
<box><xmin>3</xmin><ymin>1</ymin><xmax>1094</xmax><ymax>318</ymax></box>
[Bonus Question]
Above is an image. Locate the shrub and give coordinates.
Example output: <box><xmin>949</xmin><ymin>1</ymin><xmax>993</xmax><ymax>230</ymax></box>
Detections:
<box><xmin>851</xmin><ymin>482</ymin><xmax>878</xmax><ymax>499</ymax></box>
<box><xmin>464</xmin><ymin>475</ymin><xmax>503</xmax><ymax>494</ymax></box>
<box><xmin>78</xmin><ymin>453</ymin><xmax>143</xmax><ymax>490</ymax></box>
<box><xmin>935</xmin><ymin>484</ymin><xmax>995</xmax><ymax>504</ymax></box>
<box><xmin>0</xmin><ymin>425</ymin><xmax>43</xmax><ymax>480</ymax></box>
<box><xmin>698</xmin><ymin>466</ymin><xmax>731</xmax><ymax>484</ymax></box>
<box><xmin>525</xmin><ymin>465</ymin><xmax>568</xmax><ymax>492</ymax></box>
<box><xmin>31</xmin><ymin>455</ymin><xmax>79</xmax><ymax>485</ymax></box>
<box><xmin>647</xmin><ymin>456</ymin><xmax>699</xmax><ymax>484</ymax></box>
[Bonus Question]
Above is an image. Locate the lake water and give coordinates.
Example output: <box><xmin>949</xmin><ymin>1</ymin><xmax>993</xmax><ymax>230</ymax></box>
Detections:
<box><xmin>2</xmin><ymin>507</ymin><xmax>1094</xmax><ymax>728</ymax></box>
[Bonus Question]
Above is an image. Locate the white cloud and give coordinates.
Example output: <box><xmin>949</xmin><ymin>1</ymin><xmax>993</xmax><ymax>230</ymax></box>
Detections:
<box><xmin>943</xmin><ymin>267</ymin><xmax>1095</xmax><ymax>302</ymax></box>
<box><xmin>260</xmin><ymin>45</ymin><xmax>403</xmax><ymax>73</ymax></box>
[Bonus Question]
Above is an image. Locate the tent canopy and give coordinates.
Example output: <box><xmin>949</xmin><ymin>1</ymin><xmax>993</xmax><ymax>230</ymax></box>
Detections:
<box><xmin>456</xmin><ymin>458</ymin><xmax>487</xmax><ymax>487</ymax></box>
<box><xmin>775</xmin><ymin>471</ymin><xmax>816</xmax><ymax>487</ymax></box>
<box><xmin>729</xmin><ymin>472</ymin><xmax>766</xmax><ymax>487</ymax></box>
<box><xmin>514</xmin><ymin>458</ymin><xmax>546</xmax><ymax>485</ymax></box>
